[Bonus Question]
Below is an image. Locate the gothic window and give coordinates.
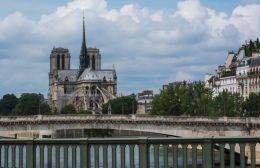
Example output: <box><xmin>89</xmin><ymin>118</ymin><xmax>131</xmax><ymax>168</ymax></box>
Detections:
<box><xmin>87</xmin><ymin>54</ymin><xmax>90</xmax><ymax>68</ymax></box>
<box><xmin>89</xmin><ymin>100</ymin><xmax>93</xmax><ymax>108</ymax></box>
<box><xmin>103</xmin><ymin>76</ymin><xmax>107</xmax><ymax>82</ymax></box>
<box><xmin>57</xmin><ymin>54</ymin><xmax>61</xmax><ymax>69</ymax></box>
<box><xmin>91</xmin><ymin>86</ymin><xmax>96</xmax><ymax>95</ymax></box>
<box><xmin>62</xmin><ymin>54</ymin><xmax>65</xmax><ymax>69</ymax></box>
<box><xmin>86</xmin><ymin>86</ymin><xmax>89</xmax><ymax>94</ymax></box>
<box><xmin>64</xmin><ymin>86</ymin><xmax>67</xmax><ymax>94</ymax></box>
<box><xmin>92</xmin><ymin>56</ymin><xmax>95</xmax><ymax>70</ymax></box>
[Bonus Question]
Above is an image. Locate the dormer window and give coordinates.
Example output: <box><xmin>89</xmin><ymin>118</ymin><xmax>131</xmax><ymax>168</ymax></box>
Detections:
<box><xmin>65</xmin><ymin>76</ymin><xmax>69</xmax><ymax>81</ymax></box>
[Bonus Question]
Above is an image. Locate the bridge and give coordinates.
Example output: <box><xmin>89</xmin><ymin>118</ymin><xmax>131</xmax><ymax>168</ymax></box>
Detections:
<box><xmin>0</xmin><ymin>115</ymin><xmax>260</xmax><ymax>138</ymax></box>
<box><xmin>1</xmin><ymin>115</ymin><xmax>260</xmax><ymax>165</ymax></box>
<box><xmin>0</xmin><ymin>137</ymin><xmax>260</xmax><ymax>168</ymax></box>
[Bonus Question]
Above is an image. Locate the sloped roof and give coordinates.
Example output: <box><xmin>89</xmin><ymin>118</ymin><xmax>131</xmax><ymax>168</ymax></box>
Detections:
<box><xmin>250</xmin><ymin>57</ymin><xmax>260</xmax><ymax>67</ymax></box>
<box><xmin>57</xmin><ymin>70</ymin><xmax>79</xmax><ymax>82</ymax></box>
<box><xmin>78</xmin><ymin>68</ymin><xmax>115</xmax><ymax>81</ymax></box>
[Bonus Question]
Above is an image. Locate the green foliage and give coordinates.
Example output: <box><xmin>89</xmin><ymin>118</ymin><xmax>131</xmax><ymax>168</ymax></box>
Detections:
<box><xmin>77</xmin><ymin>109</ymin><xmax>92</xmax><ymax>114</ymax></box>
<box><xmin>151</xmin><ymin>87</ymin><xmax>181</xmax><ymax>116</ymax></box>
<box><xmin>60</xmin><ymin>104</ymin><xmax>77</xmax><ymax>114</ymax></box>
<box><xmin>13</xmin><ymin>93</ymin><xmax>42</xmax><ymax>115</ymax></box>
<box><xmin>245</xmin><ymin>39</ymin><xmax>260</xmax><ymax>57</ymax></box>
<box><xmin>257</xmin><ymin>38</ymin><xmax>260</xmax><ymax>49</ymax></box>
<box><xmin>39</xmin><ymin>102</ymin><xmax>51</xmax><ymax>115</ymax></box>
<box><xmin>0</xmin><ymin>94</ymin><xmax>18</xmax><ymax>116</ymax></box>
<box><xmin>151</xmin><ymin>82</ymin><xmax>213</xmax><ymax>116</ymax></box>
<box><xmin>243</xmin><ymin>93</ymin><xmax>260</xmax><ymax>117</ymax></box>
<box><xmin>211</xmin><ymin>91</ymin><xmax>243</xmax><ymax>117</ymax></box>
<box><xmin>151</xmin><ymin>84</ymin><xmax>260</xmax><ymax>117</ymax></box>
<box><xmin>102</xmin><ymin>95</ymin><xmax>137</xmax><ymax>115</ymax></box>
<box><xmin>150</xmin><ymin>83</ymin><xmax>256</xmax><ymax>117</ymax></box>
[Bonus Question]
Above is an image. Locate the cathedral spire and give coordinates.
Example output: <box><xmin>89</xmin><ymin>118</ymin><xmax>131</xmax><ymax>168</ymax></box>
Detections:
<box><xmin>79</xmin><ymin>13</ymin><xmax>89</xmax><ymax>72</ymax></box>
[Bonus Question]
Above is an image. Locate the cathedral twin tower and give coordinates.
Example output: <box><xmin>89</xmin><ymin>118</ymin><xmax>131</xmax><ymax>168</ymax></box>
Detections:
<box><xmin>48</xmin><ymin>17</ymin><xmax>117</xmax><ymax>113</ymax></box>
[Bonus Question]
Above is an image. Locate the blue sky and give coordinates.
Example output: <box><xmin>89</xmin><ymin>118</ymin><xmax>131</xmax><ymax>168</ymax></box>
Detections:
<box><xmin>1</xmin><ymin>0</ymin><xmax>260</xmax><ymax>98</ymax></box>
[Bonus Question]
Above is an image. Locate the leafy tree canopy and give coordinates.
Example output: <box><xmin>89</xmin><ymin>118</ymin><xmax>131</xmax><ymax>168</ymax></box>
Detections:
<box><xmin>12</xmin><ymin>93</ymin><xmax>50</xmax><ymax>115</ymax></box>
<box><xmin>60</xmin><ymin>104</ymin><xmax>77</xmax><ymax>114</ymax></box>
<box><xmin>102</xmin><ymin>95</ymin><xmax>137</xmax><ymax>115</ymax></box>
<box><xmin>243</xmin><ymin>93</ymin><xmax>260</xmax><ymax>117</ymax></box>
<box><xmin>151</xmin><ymin>82</ymin><xmax>213</xmax><ymax>116</ymax></box>
<box><xmin>39</xmin><ymin>102</ymin><xmax>52</xmax><ymax>115</ymax></box>
<box><xmin>151</xmin><ymin>83</ymin><xmax>260</xmax><ymax>117</ymax></box>
<box><xmin>77</xmin><ymin>109</ymin><xmax>92</xmax><ymax>115</ymax></box>
<box><xmin>0</xmin><ymin>94</ymin><xmax>18</xmax><ymax>116</ymax></box>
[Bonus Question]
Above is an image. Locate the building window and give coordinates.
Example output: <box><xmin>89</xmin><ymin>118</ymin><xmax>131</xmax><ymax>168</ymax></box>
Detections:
<box><xmin>91</xmin><ymin>86</ymin><xmax>96</xmax><ymax>95</ymax></box>
<box><xmin>57</xmin><ymin>54</ymin><xmax>60</xmax><ymax>69</ymax></box>
<box><xmin>62</xmin><ymin>54</ymin><xmax>65</xmax><ymax>69</ymax></box>
<box><xmin>103</xmin><ymin>76</ymin><xmax>107</xmax><ymax>82</ymax></box>
<box><xmin>92</xmin><ymin>56</ymin><xmax>95</xmax><ymax>70</ymax></box>
<box><xmin>64</xmin><ymin>86</ymin><xmax>67</xmax><ymax>94</ymax></box>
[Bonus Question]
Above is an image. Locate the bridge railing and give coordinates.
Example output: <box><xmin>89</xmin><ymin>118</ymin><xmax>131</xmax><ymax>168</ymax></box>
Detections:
<box><xmin>0</xmin><ymin>137</ymin><xmax>259</xmax><ymax>168</ymax></box>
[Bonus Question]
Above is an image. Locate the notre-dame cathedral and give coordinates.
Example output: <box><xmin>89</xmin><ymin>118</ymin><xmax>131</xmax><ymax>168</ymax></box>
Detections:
<box><xmin>48</xmin><ymin>17</ymin><xmax>117</xmax><ymax>113</ymax></box>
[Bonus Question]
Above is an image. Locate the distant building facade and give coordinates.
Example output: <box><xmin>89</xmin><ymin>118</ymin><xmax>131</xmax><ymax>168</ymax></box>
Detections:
<box><xmin>136</xmin><ymin>90</ymin><xmax>153</xmax><ymax>114</ymax></box>
<box><xmin>48</xmin><ymin>18</ymin><xmax>117</xmax><ymax>113</ymax></box>
<box><xmin>205</xmin><ymin>39</ymin><xmax>260</xmax><ymax>97</ymax></box>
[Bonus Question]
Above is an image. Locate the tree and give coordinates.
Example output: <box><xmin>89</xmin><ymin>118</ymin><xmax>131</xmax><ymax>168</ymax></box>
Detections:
<box><xmin>188</xmin><ymin>82</ymin><xmax>213</xmax><ymax>116</ymax></box>
<box><xmin>151</xmin><ymin>86</ymin><xmax>182</xmax><ymax>116</ymax></box>
<box><xmin>151</xmin><ymin>82</ymin><xmax>213</xmax><ymax>116</ymax></box>
<box><xmin>39</xmin><ymin>102</ymin><xmax>51</xmax><ymax>115</ymax></box>
<box><xmin>102</xmin><ymin>95</ymin><xmax>137</xmax><ymax>115</ymax></box>
<box><xmin>243</xmin><ymin>93</ymin><xmax>260</xmax><ymax>117</ymax></box>
<box><xmin>13</xmin><ymin>93</ymin><xmax>41</xmax><ymax>115</ymax></box>
<box><xmin>60</xmin><ymin>104</ymin><xmax>77</xmax><ymax>114</ymax></box>
<box><xmin>256</xmin><ymin>38</ymin><xmax>260</xmax><ymax>49</ymax></box>
<box><xmin>249</xmin><ymin>40</ymin><xmax>254</xmax><ymax>56</ymax></box>
<box><xmin>0</xmin><ymin>94</ymin><xmax>18</xmax><ymax>116</ymax></box>
<box><xmin>211</xmin><ymin>91</ymin><xmax>243</xmax><ymax>117</ymax></box>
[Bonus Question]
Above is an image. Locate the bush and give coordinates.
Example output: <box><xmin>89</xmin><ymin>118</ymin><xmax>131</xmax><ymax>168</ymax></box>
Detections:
<box><xmin>60</xmin><ymin>104</ymin><xmax>77</xmax><ymax>114</ymax></box>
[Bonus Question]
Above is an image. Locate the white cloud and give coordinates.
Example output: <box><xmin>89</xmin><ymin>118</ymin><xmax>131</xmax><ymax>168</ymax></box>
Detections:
<box><xmin>1</xmin><ymin>0</ymin><xmax>260</xmax><ymax>97</ymax></box>
<box><xmin>174</xmin><ymin>0</ymin><xmax>208</xmax><ymax>23</ymax></box>
<box><xmin>0</xmin><ymin>12</ymin><xmax>36</xmax><ymax>41</ymax></box>
<box><xmin>175</xmin><ymin>71</ymin><xmax>194</xmax><ymax>81</ymax></box>
<box><xmin>230</xmin><ymin>4</ymin><xmax>260</xmax><ymax>39</ymax></box>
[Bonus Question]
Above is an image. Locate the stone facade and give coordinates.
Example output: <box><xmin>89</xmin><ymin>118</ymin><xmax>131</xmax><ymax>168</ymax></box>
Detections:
<box><xmin>136</xmin><ymin>90</ymin><xmax>153</xmax><ymax>114</ymax></box>
<box><xmin>48</xmin><ymin>18</ymin><xmax>117</xmax><ymax>113</ymax></box>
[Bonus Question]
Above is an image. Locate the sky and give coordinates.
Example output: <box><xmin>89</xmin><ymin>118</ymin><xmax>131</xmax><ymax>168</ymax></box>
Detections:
<box><xmin>1</xmin><ymin>0</ymin><xmax>260</xmax><ymax>98</ymax></box>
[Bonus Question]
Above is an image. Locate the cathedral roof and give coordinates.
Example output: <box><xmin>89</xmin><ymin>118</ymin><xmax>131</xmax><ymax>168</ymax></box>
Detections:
<box><xmin>78</xmin><ymin>68</ymin><xmax>115</xmax><ymax>81</ymax></box>
<box><xmin>57</xmin><ymin>70</ymin><xmax>79</xmax><ymax>82</ymax></box>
